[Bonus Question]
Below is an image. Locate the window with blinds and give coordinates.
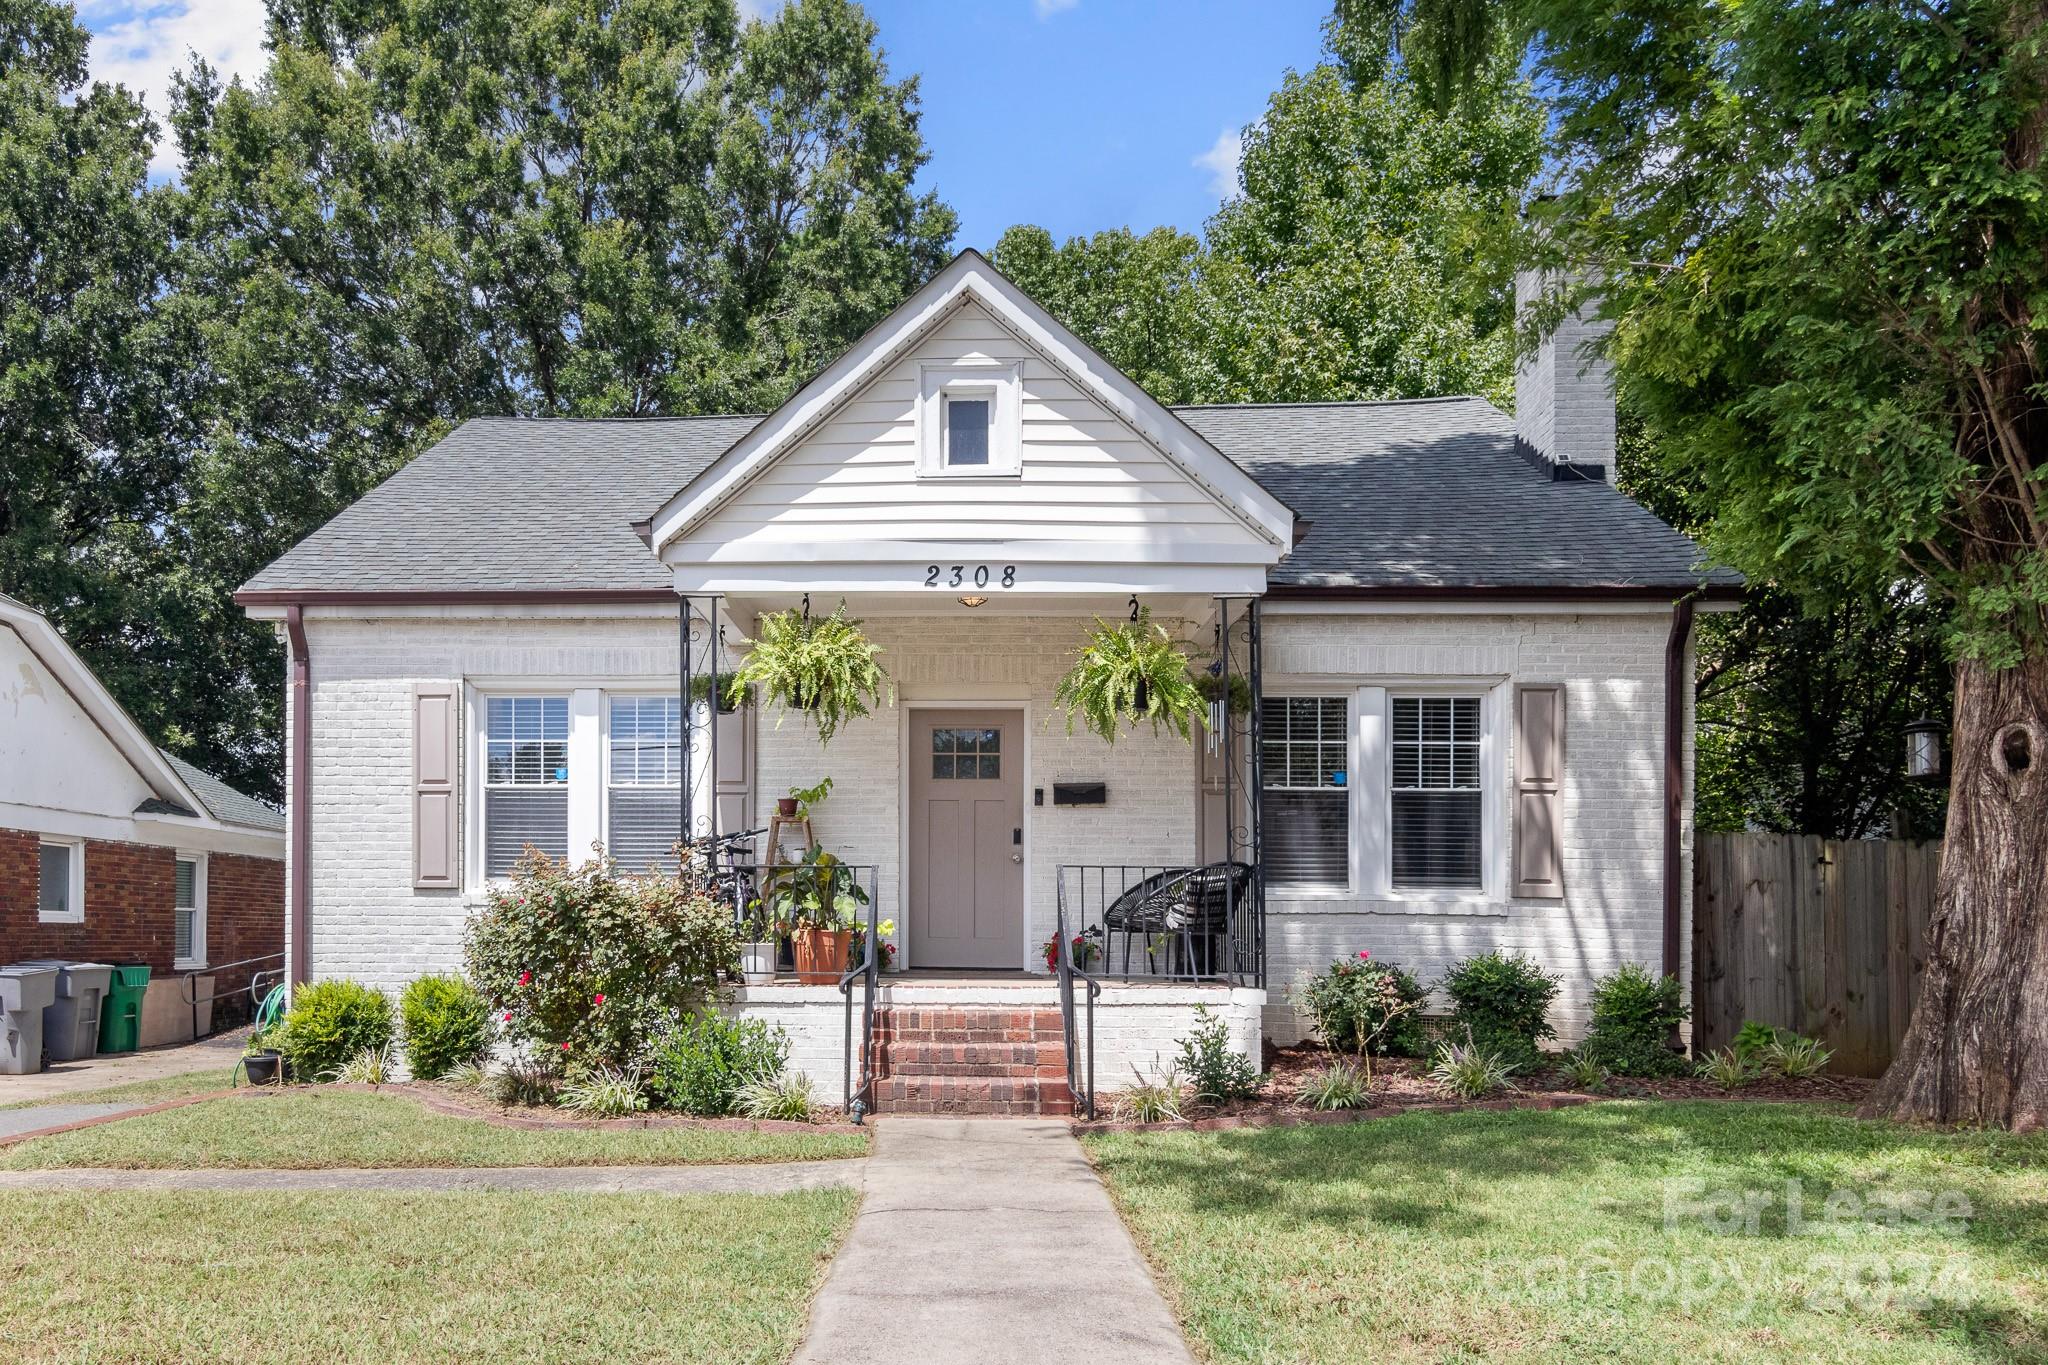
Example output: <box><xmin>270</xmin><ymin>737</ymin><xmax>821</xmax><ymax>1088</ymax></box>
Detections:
<box><xmin>484</xmin><ymin>696</ymin><xmax>570</xmax><ymax>876</ymax></box>
<box><xmin>1391</xmin><ymin>695</ymin><xmax>1482</xmax><ymax>889</ymax></box>
<box><xmin>1259</xmin><ymin>696</ymin><xmax>1349</xmax><ymax>889</ymax></box>
<box><xmin>607</xmin><ymin>695</ymin><xmax>682</xmax><ymax>873</ymax></box>
<box><xmin>175</xmin><ymin>856</ymin><xmax>200</xmax><ymax>963</ymax></box>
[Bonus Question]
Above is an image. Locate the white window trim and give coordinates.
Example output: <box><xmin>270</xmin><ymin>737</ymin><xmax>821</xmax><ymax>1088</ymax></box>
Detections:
<box><xmin>1357</xmin><ymin>680</ymin><xmax>1508</xmax><ymax>903</ymax></box>
<box><xmin>37</xmin><ymin>836</ymin><xmax>85</xmax><ymax>925</ymax></box>
<box><xmin>1260</xmin><ymin>689</ymin><xmax>1356</xmax><ymax>896</ymax></box>
<box><xmin>917</xmin><ymin>360</ymin><xmax>1022</xmax><ymax>477</ymax></box>
<box><xmin>174</xmin><ymin>852</ymin><xmax>208</xmax><ymax>971</ymax></box>
<box><xmin>601</xmin><ymin>691</ymin><xmax>686</xmax><ymax>865</ymax></box>
<box><xmin>466</xmin><ymin>689</ymin><xmax>592</xmax><ymax>891</ymax></box>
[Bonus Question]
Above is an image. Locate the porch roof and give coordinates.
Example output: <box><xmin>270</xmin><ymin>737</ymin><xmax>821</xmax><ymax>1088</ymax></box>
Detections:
<box><xmin>238</xmin><ymin>401</ymin><xmax>1738</xmax><ymax>603</ymax></box>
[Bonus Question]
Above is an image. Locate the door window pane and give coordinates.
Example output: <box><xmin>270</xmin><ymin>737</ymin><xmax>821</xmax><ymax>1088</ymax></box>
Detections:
<box><xmin>931</xmin><ymin>727</ymin><xmax>999</xmax><ymax>779</ymax></box>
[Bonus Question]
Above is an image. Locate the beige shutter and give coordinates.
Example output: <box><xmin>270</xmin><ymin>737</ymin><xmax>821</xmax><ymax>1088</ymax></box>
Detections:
<box><xmin>413</xmin><ymin>684</ymin><xmax>460</xmax><ymax>889</ymax></box>
<box><xmin>1513</xmin><ymin>684</ymin><xmax>1566</xmax><ymax>899</ymax></box>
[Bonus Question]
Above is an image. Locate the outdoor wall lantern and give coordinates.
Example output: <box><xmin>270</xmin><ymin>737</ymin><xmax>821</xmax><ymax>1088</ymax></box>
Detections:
<box><xmin>1904</xmin><ymin>716</ymin><xmax>1946</xmax><ymax>782</ymax></box>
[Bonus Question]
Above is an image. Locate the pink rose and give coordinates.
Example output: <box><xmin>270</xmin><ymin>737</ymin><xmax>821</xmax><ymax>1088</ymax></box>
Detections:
<box><xmin>518</xmin><ymin>971</ymin><xmax>532</xmax><ymax>986</ymax></box>
<box><xmin>592</xmin><ymin>992</ymin><xmax>605</xmax><ymax>1005</ymax></box>
<box><xmin>1357</xmin><ymin>950</ymin><xmax>1371</xmax><ymax>960</ymax></box>
<box><xmin>502</xmin><ymin>1011</ymin><xmax>512</xmax><ymax>1022</ymax></box>
<box><xmin>560</xmin><ymin>1041</ymin><xmax>571</xmax><ymax>1051</ymax></box>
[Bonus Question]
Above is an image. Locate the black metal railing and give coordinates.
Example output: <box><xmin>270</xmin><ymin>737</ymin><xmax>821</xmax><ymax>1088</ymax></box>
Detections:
<box><xmin>839</xmin><ymin>878</ymin><xmax>880</xmax><ymax>1124</ymax></box>
<box><xmin>1054</xmin><ymin>863</ymin><xmax>1263</xmax><ymax>988</ymax></box>
<box><xmin>1053</xmin><ymin>884</ymin><xmax>1102</xmax><ymax>1119</ymax></box>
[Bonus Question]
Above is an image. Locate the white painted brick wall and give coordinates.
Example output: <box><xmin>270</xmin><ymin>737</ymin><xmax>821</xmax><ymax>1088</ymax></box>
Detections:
<box><xmin>1514</xmin><ymin>272</ymin><xmax>1616</xmax><ymax>469</ymax></box>
<box><xmin>1261</xmin><ymin>610</ymin><xmax>1692</xmax><ymax>1046</ymax></box>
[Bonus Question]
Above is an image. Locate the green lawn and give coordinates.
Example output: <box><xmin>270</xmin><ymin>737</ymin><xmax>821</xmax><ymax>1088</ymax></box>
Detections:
<box><xmin>0</xmin><ymin>1066</ymin><xmax>240</xmax><ymax>1111</ymax></box>
<box><xmin>2</xmin><ymin>1088</ymin><xmax>868</xmax><ymax>1169</ymax></box>
<box><xmin>1086</xmin><ymin>1102</ymin><xmax>2048</xmax><ymax>1364</ymax></box>
<box><xmin>0</xmin><ymin>1186</ymin><xmax>856</xmax><ymax>1364</ymax></box>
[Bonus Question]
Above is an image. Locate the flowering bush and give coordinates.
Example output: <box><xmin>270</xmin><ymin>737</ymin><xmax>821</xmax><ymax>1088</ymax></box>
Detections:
<box><xmin>464</xmin><ymin>850</ymin><xmax>739</xmax><ymax>1072</ymax></box>
<box><xmin>1296</xmin><ymin>951</ymin><xmax>1429</xmax><ymax>1057</ymax></box>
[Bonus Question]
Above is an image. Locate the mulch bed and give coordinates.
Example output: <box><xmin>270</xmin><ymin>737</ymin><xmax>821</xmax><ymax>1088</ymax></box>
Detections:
<box><xmin>1071</xmin><ymin>1044</ymin><xmax>1875</xmax><ymax>1135</ymax></box>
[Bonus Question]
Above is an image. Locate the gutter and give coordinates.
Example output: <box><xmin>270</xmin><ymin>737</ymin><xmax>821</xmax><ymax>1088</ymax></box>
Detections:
<box><xmin>285</xmin><ymin>604</ymin><xmax>311</xmax><ymax>987</ymax></box>
<box><xmin>1663</xmin><ymin>594</ymin><xmax>1696</xmax><ymax>981</ymax></box>
<box><xmin>1263</xmin><ymin>582</ymin><xmax>1744</xmax><ymax>604</ymax></box>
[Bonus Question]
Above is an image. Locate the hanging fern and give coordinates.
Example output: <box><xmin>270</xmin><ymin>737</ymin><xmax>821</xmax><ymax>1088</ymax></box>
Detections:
<box><xmin>1052</xmin><ymin>608</ymin><xmax>1208</xmax><ymax>744</ymax></box>
<box><xmin>729</xmin><ymin>604</ymin><xmax>893</xmax><ymax>747</ymax></box>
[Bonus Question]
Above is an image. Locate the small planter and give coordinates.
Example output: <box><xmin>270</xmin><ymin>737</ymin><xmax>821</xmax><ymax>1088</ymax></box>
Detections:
<box><xmin>242</xmin><ymin>1049</ymin><xmax>282</xmax><ymax>1086</ymax></box>
<box><xmin>776</xmin><ymin>796</ymin><xmax>800</xmax><ymax>817</ymax></box>
<box><xmin>741</xmin><ymin>941</ymin><xmax>778</xmax><ymax>987</ymax></box>
<box><xmin>793</xmin><ymin>928</ymin><xmax>852</xmax><ymax>985</ymax></box>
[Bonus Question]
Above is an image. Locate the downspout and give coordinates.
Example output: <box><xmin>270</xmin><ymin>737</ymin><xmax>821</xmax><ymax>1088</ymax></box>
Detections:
<box><xmin>285</xmin><ymin>605</ymin><xmax>312</xmax><ymax>986</ymax></box>
<box><xmin>1662</xmin><ymin>594</ymin><xmax>1696</xmax><ymax>981</ymax></box>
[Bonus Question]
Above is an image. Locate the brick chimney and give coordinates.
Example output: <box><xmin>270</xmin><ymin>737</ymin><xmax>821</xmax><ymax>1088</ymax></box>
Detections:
<box><xmin>1514</xmin><ymin>270</ymin><xmax>1613</xmax><ymax>482</ymax></box>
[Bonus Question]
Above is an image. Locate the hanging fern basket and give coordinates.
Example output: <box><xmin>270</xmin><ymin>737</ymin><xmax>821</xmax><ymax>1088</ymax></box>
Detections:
<box><xmin>727</xmin><ymin>604</ymin><xmax>893</xmax><ymax>748</ymax></box>
<box><xmin>1052</xmin><ymin>607</ymin><xmax>1209</xmax><ymax>744</ymax></box>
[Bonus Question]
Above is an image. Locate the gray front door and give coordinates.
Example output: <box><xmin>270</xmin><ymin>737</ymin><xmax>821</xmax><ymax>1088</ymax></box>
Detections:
<box><xmin>909</xmin><ymin>710</ymin><xmax>1023</xmax><ymax>969</ymax></box>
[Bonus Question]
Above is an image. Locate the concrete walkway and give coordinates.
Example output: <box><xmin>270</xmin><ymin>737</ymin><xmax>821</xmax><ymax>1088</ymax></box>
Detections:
<box><xmin>0</xmin><ymin>1103</ymin><xmax>145</xmax><ymax>1140</ymax></box>
<box><xmin>794</xmin><ymin>1118</ymin><xmax>1194</xmax><ymax>1365</ymax></box>
<box><xmin>0</xmin><ymin>1027</ymin><xmax>249</xmax><ymax>1105</ymax></box>
<box><xmin>0</xmin><ymin>1160</ymin><xmax>865</xmax><ymax>1196</ymax></box>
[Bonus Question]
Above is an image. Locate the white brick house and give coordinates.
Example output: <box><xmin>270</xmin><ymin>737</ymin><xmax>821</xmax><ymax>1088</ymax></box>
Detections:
<box><xmin>238</xmin><ymin>251</ymin><xmax>1737</xmax><ymax>1113</ymax></box>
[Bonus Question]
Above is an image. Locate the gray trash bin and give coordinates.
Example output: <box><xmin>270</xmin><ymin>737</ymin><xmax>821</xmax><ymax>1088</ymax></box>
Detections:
<box><xmin>0</xmin><ymin>964</ymin><xmax>60</xmax><ymax>1075</ymax></box>
<box><xmin>19</xmin><ymin>960</ymin><xmax>113</xmax><ymax>1063</ymax></box>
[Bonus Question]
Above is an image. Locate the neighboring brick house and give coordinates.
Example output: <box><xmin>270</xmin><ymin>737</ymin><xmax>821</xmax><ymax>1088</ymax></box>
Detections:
<box><xmin>237</xmin><ymin>252</ymin><xmax>1739</xmax><ymax>1114</ymax></box>
<box><xmin>1</xmin><ymin>594</ymin><xmax>285</xmax><ymax>1042</ymax></box>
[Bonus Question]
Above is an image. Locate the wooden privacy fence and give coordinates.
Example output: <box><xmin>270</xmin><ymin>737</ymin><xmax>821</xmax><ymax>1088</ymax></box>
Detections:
<box><xmin>1692</xmin><ymin>833</ymin><xmax>1942</xmax><ymax>1077</ymax></box>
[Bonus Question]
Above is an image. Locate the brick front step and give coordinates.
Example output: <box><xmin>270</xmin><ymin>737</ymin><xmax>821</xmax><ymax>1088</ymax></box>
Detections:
<box><xmin>866</xmin><ymin>1006</ymin><xmax>1074</xmax><ymax>1115</ymax></box>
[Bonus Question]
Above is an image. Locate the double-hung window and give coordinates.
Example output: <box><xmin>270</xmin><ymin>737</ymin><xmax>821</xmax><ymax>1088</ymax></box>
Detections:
<box><xmin>1260</xmin><ymin>696</ymin><xmax>1350</xmax><ymax>889</ymax></box>
<box><xmin>174</xmin><ymin>854</ymin><xmax>206</xmax><ymax>967</ymax></box>
<box><xmin>483</xmin><ymin>696</ymin><xmax>570</xmax><ymax>877</ymax></box>
<box><xmin>607</xmin><ymin>695</ymin><xmax>683</xmax><ymax>873</ymax></box>
<box><xmin>38</xmin><ymin>838</ymin><xmax>84</xmax><ymax>924</ymax></box>
<box><xmin>1390</xmin><ymin>695</ymin><xmax>1484</xmax><ymax>889</ymax></box>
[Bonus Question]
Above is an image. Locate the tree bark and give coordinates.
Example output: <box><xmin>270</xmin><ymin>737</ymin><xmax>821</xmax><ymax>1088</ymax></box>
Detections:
<box><xmin>1862</xmin><ymin>653</ymin><xmax>2048</xmax><ymax>1132</ymax></box>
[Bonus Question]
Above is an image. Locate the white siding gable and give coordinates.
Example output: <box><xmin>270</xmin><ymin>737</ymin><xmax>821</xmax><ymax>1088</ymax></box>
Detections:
<box><xmin>0</xmin><ymin>624</ymin><xmax>157</xmax><ymax>821</ymax></box>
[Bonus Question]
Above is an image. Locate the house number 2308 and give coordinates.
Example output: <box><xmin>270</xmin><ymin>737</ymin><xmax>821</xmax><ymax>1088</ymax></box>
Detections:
<box><xmin>925</xmin><ymin>564</ymin><xmax>1016</xmax><ymax>589</ymax></box>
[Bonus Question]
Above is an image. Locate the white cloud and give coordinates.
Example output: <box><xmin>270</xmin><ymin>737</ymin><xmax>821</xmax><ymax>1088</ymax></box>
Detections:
<box><xmin>1033</xmin><ymin>0</ymin><xmax>1079</xmax><ymax>18</ymax></box>
<box><xmin>84</xmin><ymin>0</ymin><xmax>270</xmax><ymax>174</ymax></box>
<box><xmin>1194</xmin><ymin>126</ymin><xmax>1243</xmax><ymax>199</ymax></box>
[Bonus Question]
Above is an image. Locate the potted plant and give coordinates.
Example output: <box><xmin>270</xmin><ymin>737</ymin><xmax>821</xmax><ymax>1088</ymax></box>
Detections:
<box><xmin>688</xmin><ymin>675</ymin><xmax>753</xmax><ymax>713</ymax></box>
<box><xmin>739</xmin><ymin>897</ymin><xmax>779</xmax><ymax>986</ymax></box>
<box><xmin>1052</xmin><ymin>607</ymin><xmax>1209</xmax><ymax>743</ymax></box>
<box><xmin>847</xmin><ymin>918</ymin><xmax>898</xmax><ymax>973</ymax></box>
<box><xmin>241</xmin><ymin>1027</ymin><xmax>284</xmax><ymax>1086</ymax></box>
<box><xmin>728</xmin><ymin>604</ymin><xmax>892</xmax><ymax>747</ymax></box>
<box><xmin>786</xmin><ymin>776</ymin><xmax>832</xmax><ymax>820</ymax></box>
<box><xmin>771</xmin><ymin>848</ymin><xmax>870</xmax><ymax>984</ymax></box>
<box><xmin>1194</xmin><ymin>671</ymin><xmax>1253</xmax><ymax>716</ymax></box>
<box><xmin>1042</xmin><ymin>928</ymin><xmax>1104</xmax><ymax>973</ymax></box>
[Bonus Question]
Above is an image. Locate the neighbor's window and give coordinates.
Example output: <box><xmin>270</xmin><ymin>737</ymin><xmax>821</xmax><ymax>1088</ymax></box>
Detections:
<box><xmin>38</xmin><ymin>839</ymin><xmax>83</xmax><ymax>923</ymax></box>
<box><xmin>484</xmin><ymin>696</ymin><xmax>570</xmax><ymax>877</ymax></box>
<box><xmin>1260</xmin><ymin>697</ymin><xmax>1349</xmax><ymax>889</ymax></box>
<box><xmin>607</xmin><ymin>695</ymin><xmax>682</xmax><ymax>873</ymax></box>
<box><xmin>174</xmin><ymin>855</ymin><xmax>206</xmax><ymax>966</ymax></box>
<box><xmin>1390</xmin><ymin>695</ymin><xmax>1483</xmax><ymax>889</ymax></box>
<box><xmin>943</xmin><ymin>393</ymin><xmax>992</xmax><ymax>468</ymax></box>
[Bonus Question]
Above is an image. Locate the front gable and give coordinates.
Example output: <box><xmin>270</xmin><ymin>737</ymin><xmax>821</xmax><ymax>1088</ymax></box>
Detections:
<box><xmin>649</xmin><ymin>252</ymin><xmax>1294</xmax><ymax>600</ymax></box>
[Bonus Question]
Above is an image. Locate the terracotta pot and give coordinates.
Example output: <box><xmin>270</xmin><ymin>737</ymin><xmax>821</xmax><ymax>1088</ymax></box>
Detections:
<box><xmin>793</xmin><ymin>927</ymin><xmax>852</xmax><ymax>985</ymax></box>
<box><xmin>776</xmin><ymin>796</ymin><xmax>799</xmax><ymax>817</ymax></box>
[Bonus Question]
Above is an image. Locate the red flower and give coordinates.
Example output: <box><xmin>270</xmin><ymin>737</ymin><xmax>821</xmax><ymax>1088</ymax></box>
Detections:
<box><xmin>560</xmin><ymin>1041</ymin><xmax>571</xmax><ymax>1051</ymax></box>
<box><xmin>518</xmin><ymin>971</ymin><xmax>532</xmax><ymax>986</ymax></box>
<box><xmin>502</xmin><ymin>1011</ymin><xmax>512</xmax><ymax>1022</ymax></box>
<box><xmin>1357</xmin><ymin>950</ymin><xmax>1371</xmax><ymax>960</ymax></box>
<box><xmin>592</xmin><ymin>992</ymin><xmax>605</xmax><ymax>1005</ymax></box>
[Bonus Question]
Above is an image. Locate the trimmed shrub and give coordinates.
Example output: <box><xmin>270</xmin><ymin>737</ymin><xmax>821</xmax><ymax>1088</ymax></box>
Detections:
<box><xmin>465</xmin><ymin>851</ymin><xmax>739</xmax><ymax>1071</ymax></box>
<box><xmin>1578</xmin><ymin>964</ymin><xmax>1691</xmax><ymax>1076</ymax></box>
<box><xmin>1440</xmin><ymin>951</ymin><xmax>1560</xmax><ymax>1073</ymax></box>
<box><xmin>400</xmin><ymin>975</ymin><xmax>493</xmax><ymax>1080</ymax></box>
<box><xmin>1297</xmin><ymin>953</ymin><xmax>1429</xmax><ymax>1057</ymax></box>
<box><xmin>1175</xmin><ymin>1004</ymin><xmax>1263</xmax><ymax>1103</ymax></box>
<box><xmin>276</xmin><ymin>979</ymin><xmax>394</xmax><ymax>1082</ymax></box>
<box><xmin>648</xmin><ymin>1013</ymin><xmax>791</xmax><ymax>1116</ymax></box>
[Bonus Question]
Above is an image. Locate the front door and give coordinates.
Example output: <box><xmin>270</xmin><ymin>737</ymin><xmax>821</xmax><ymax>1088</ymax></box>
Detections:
<box><xmin>909</xmin><ymin>710</ymin><xmax>1023</xmax><ymax>970</ymax></box>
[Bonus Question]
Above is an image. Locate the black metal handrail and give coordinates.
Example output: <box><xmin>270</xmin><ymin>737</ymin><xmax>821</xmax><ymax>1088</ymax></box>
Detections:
<box><xmin>1054</xmin><ymin>875</ymin><xmax>1102</xmax><ymax>1119</ymax></box>
<box><xmin>838</xmin><ymin>879</ymin><xmax>880</xmax><ymax>1124</ymax></box>
<box><xmin>1054</xmin><ymin>863</ymin><xmax>1263</xmax><ymax>987</ymax></box>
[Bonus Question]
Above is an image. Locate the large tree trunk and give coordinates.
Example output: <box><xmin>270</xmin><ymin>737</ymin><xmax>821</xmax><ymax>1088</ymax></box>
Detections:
<box><xmin>1861</xmin><ymin>653</ymin><xmax>2048</xmax><ymax>1132</ymax></box>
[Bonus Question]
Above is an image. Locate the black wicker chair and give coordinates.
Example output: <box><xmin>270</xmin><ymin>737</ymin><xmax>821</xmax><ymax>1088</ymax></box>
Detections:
<box><xmin>1099</xmin><ymin>862</ymin><xmax>1256</xmax><ymax>980</ymax></box>
<box><xmin>1100</xmin><ymin>868</ymin><xmax>1194</xmax><ymax>978</ymax></box>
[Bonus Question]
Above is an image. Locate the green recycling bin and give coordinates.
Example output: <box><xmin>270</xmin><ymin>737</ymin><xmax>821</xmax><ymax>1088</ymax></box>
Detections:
<box><xmin>97</xmin><ymin>964</ymin><xmax>150</xmax><ymax>1054</ymax></box>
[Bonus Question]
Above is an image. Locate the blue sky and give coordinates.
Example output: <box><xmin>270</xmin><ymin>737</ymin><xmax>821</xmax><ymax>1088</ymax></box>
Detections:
<box><xmin>78</xmin><ymin>0</ymin><xmax>1333</xmax><ymax>247</ymax></box>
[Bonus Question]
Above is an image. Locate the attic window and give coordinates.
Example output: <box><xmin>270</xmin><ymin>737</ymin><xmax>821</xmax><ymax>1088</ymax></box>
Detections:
<box><xmin>919</xmin><ymin>361</ymin><xmax>1021</xmax><ymax>476</ymax></box>
<box><xmin>944</xmin><ymin>394</ymin><xmax>992</xmax><ymax>467</ymax></box>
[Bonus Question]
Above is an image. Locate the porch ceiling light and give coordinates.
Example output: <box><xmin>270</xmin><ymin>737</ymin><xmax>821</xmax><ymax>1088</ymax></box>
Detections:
<box><xmin>958</xmin><ymin>595</ymin><xmax>989</xmax><ymax>608</ymax></box>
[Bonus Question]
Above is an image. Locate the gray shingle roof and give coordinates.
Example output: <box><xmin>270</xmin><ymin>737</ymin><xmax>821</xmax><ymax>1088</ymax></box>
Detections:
<box><xmin>1176</xmin><ymin>398</ymin><xmax>1740</xmax><ymax>590</ymax></box>
<box><xmin>241</xmin><ymin>399</ymin><xmax>1736</xmax><ymax>597</ymax></box>
<box><xmin>159</xmin><ymin>752</ymin><xmax>286</xmax><ymax>832</ymax></box>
